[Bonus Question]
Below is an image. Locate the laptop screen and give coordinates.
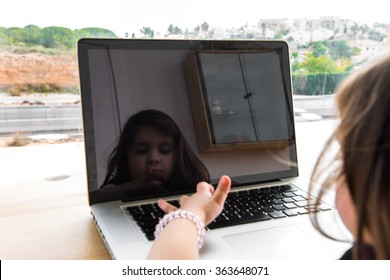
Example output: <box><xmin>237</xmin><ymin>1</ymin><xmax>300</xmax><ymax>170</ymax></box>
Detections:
<box><xmin>78</xmin><ymin>39</ymin><xmax>298</xmax><ymax>205</ymax></box>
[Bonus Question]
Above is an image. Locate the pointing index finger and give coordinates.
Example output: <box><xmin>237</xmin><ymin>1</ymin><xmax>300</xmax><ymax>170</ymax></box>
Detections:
<box><xmin>213</xmin><ymin>175</ymin><xmax>231</xmax><ymax>205</ymax></box>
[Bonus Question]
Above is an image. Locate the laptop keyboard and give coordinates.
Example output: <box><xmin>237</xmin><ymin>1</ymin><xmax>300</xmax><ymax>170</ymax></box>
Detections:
<box><xmin>126</xmin><ymin>184</ymin><xmax>331</xmax><ymax>241</ymax></box>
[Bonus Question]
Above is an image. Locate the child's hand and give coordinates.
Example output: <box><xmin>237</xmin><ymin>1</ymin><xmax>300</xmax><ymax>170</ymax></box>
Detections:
<box><xmin>157</xmin><ymin>175</ymin><xmax>231</xmax><ymax>225</ymax></box>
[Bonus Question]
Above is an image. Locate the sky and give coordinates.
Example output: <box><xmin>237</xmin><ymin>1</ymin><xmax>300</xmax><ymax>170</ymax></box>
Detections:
<box><xmin>2</xmin><ymin>0</ymin><xmax>389</xmax><ymax>37</ymax></box>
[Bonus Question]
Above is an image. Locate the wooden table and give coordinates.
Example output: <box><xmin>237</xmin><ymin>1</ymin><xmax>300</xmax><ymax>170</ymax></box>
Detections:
<box><xmin>0</xmin><ymin>142</ymin><xmax>111</xmax><ymax>259</ymax></box>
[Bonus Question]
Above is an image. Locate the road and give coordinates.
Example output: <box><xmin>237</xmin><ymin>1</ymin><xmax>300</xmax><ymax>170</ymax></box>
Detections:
<box><xmin>293</xmin><ymin>94</ymin><xmax>336</xmax><ymax>117</ymax></box>
<box><xmin>0</xmin><ymin>94</ymin><xmax>336</xmax><ymax>137</ymax></box>
<box><xmin>0</xmin><ymin>93</ymin><xmax>82</xmax><ymax>136</ymax></box>
<box><xmin>0</xmin><ymin>105</ymin><xmax>83</xmax><ymax>136</ymax></box>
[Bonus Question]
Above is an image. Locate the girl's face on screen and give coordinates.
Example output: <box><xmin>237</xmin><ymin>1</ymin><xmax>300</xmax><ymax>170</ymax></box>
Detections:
<box><xmin>127</xmin><ymin>126</ymin><xmax>176</xmax><ymax>186</ymax></box>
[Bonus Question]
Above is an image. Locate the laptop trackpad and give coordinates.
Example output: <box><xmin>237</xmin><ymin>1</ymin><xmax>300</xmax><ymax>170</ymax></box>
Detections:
<box><xmin>223</xmin><ymin>224</ymin><xmax>332</xmax><ymax>259</ymax></box>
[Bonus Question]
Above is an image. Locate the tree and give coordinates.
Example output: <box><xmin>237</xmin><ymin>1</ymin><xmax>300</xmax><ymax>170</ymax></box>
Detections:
<box><xmin>41</xmin><ymin>26</ymin><xmax>73</xmax><ymax>48</ymax></box>
<box><xmin>167</xmin><ymin>24</ymin><xmax>174</xmax><ymax>34</ymax></box>
<box><xmin>368</xmin><ymin>29</ymin><xmax>386</xmax><ymax>41</ymax></box>
<box><xmin>140</xmin><ymin>26</ymin><xmax>154</xmax><ymax>38</ymax></box>
<box><xmin>167</xmin><ymin>24</ymin><xmax>182</xmax><ymax>35</ymax></box>
<box><xmin>350</xmin><ymin>22</ymin><xmax>360</xmax><ymax>39</ymax></box>
<box><xmin>24</xmin><ymin>25</ymin><xmax>42</xmax><ymax>46</ymax></box>
<box><xmin>291</xmin><ymin>51</ymin><xmax>299</xmax><ymax>59</ymax></box>
<box><xmin>291</xmin><ymin>61</ymin><xmax>300</xmax><ymax>72</ymax></box>
<box><xmin>0</xmin><ymin>27</ymin><xmax>8</xmax><ymax>44</ymax></box>
<box><xmin>201</xmin><ymin>22</ymin><xmax>209</xmax><ymax>32</ymax></box>
<box><xmin>0</xmin><ymin>25</ymin><xmax>118</xmax><ymax>50</ymax></box>
<box><xmin>299</xmin><ymin>54</ymin><xmax>339</xmax><ymax>74</ymax></box>
<box><xmin>360</xmin><ymin>24</ymin><xmax>369</xmax><ymax>39</ymax></box>
<box><xmin>184</xmin><ymin>28</ymin><xmax>190</xmax><ymax>39</ymax></box>
<box><xmin>274</xmin><ymin>28</ymin><xmax>290</xmax><ymax>39</ymax></box>
<box><xmin>326</xmin><ymin>40</ymin><xmax>355</xmax><ymax>60</ymax></box>
<box><xmin>311</xmin><ymin>41</ymin><xmax>327</xmax><ymax>57</ymax></box>
<box><xmin>173</xmin><ymin>26</ymin><xmax>182</xmax><ymax>34</ymax></box>
<box><xmin>194</xmin><ymin>25</ymin><xmax>200</xmax><ymax>34</ymax></box>
<box><xmin>74</xmin><ymin>27</ymin><xmax>117</xmax><ymax>39</ymax></box>
<box><xmin>5</xmin><ymin>27</ymin><xmax>25</xmax><ymax>44</ymax></box>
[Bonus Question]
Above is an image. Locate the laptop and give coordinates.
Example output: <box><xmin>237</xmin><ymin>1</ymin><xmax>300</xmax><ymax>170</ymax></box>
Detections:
<box><xmin>77</xmin><ymin>38</ymin><xmax>351</xmax><ymax>259</ymax></box>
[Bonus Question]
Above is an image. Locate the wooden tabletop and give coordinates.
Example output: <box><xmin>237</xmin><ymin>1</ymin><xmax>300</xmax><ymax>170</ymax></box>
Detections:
<box><xmin>0</xmin><ymin>142</ymin><xmax>111</xmax><ymax>260</ymax></box>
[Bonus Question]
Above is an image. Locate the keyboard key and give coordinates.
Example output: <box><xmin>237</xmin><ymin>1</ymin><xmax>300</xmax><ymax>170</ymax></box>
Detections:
<box><xmin>273</xmin><ymin>204</ymin><xmax>286</xmax><ymax>211</ymax></box>
<box><xmin>283</xmin><ymin>192</ymin><xmax>296</xmax><ymax>197</ymax></box>
<box><xmin>292</xmin><ymin>195</ymin><xmax>307</xmax><ymax>202</ymax></box>
<box><xmin>262</xmin><ymin>206</ymin><xmax>275</xmax><ymax>213</ymax></box>
<box><xmin>305</xmin><ymin>205</ymin><xmax>321</xmax><ymax>212</ymax></box>
<box><xmin>294</xmin><ymin>200</ymin><xmax>309</xmax><ymax>207</ymax></box>
<box><xmin>272</xmin><ymin>198</ymin><xmax>283</xmax><ymax>204</ymax></box>
<box><xmin>259</xmin><ymin>187</ymin><xmax>271</xmax><ymax>193</ymax></box>
<box><xmin>283</xmin><ymin>209</ymin><xmax>299</xmax><ymax>216</ymax></box>
<box><xmin>269</xmin><ymin>211</ymin><xmax>286</xmax><ymax>219</ymax></box>
<box><xmin>284</xmin><ymin>203</ymin><xmax>297</xmax><ymax>209</ymax></box>
<box><xmin>208</xmin><ymin>212</ymin><xmax>271</xmax><ymax>229</ymax></box>
<box><xmin>282</xmin><ymin>197</ymin><xmax>295</xmax><ymax>203</ymax></box>
<box><xmin>320</xmin><ymin>205</ymin><xmax>332</xmax><ymax>211</ymax></box>
<box><xmin>293</xmin><ymin>191</ymin><xmax>308</xmax><ymax>197</ymax></box>
<box><xmin>281</xmin><ymin>184</ymin><xmax>295</xmax><ymax>191</ymax></box>
<box><xmin>297</xmin><ymin>208</ymin><xmax>309</xmax><ymax>214</ymax></box>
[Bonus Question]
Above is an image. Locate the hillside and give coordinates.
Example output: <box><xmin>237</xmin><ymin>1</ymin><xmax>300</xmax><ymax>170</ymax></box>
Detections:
<box><xmin>0</xmin><ymin>50</ymin><xmax>79</xmax><ymax>93</ymax></box>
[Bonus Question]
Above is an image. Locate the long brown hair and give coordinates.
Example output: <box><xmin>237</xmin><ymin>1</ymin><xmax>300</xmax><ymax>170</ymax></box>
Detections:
<box><xmin>309</xmin><ymin>54</ymin><xmax>390</xmax><ymax>259</ymax></box>
<box><xmin>102</xmin><ymin>109</ymin><xmax>210</xmax><ymax>190</ymax></box>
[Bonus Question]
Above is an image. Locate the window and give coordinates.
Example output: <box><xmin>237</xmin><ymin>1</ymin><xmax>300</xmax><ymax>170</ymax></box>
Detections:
<box><xmin>184</xmin><ymin>48</ymin><xmax>294</xmax><ymax>152</ymax></box>
<box><xmin>1</xmin><ymin>2</ymin><xmax>388</xmax><ymax>142</ymax></box>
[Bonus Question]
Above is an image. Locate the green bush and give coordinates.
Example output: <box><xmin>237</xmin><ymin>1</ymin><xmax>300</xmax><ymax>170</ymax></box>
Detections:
<box><xmin>5</xmin><ymin>83</ymin><xmax>72</xmax><ymax>95</ymax></box>
<box><xmin>7</xmin><ymin>132</ymin><xmax>30</xmax><ymax>147</ymax></box>
<box><xmin>292</xmin><ymin>72</ymin><xmax>349</xmax><ymax>95</ymax></box>
<box><xmin>0</xmin><ymin>25</ymin><xmax>118</xmax><ymax>51</ymax></box>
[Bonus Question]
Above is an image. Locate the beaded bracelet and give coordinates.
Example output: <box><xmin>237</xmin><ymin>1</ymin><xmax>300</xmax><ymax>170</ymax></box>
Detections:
<box><xmin>154</xmin><ymin>210</ymin><xmax>206</xmax><ymax>249</ymax></box>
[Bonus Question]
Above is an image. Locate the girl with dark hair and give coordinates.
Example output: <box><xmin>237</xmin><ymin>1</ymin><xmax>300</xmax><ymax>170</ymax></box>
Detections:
<box><xmin>100</xmin><ymin>109</ymin><xmax>210</xmax><ymax>198</ymax></box>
